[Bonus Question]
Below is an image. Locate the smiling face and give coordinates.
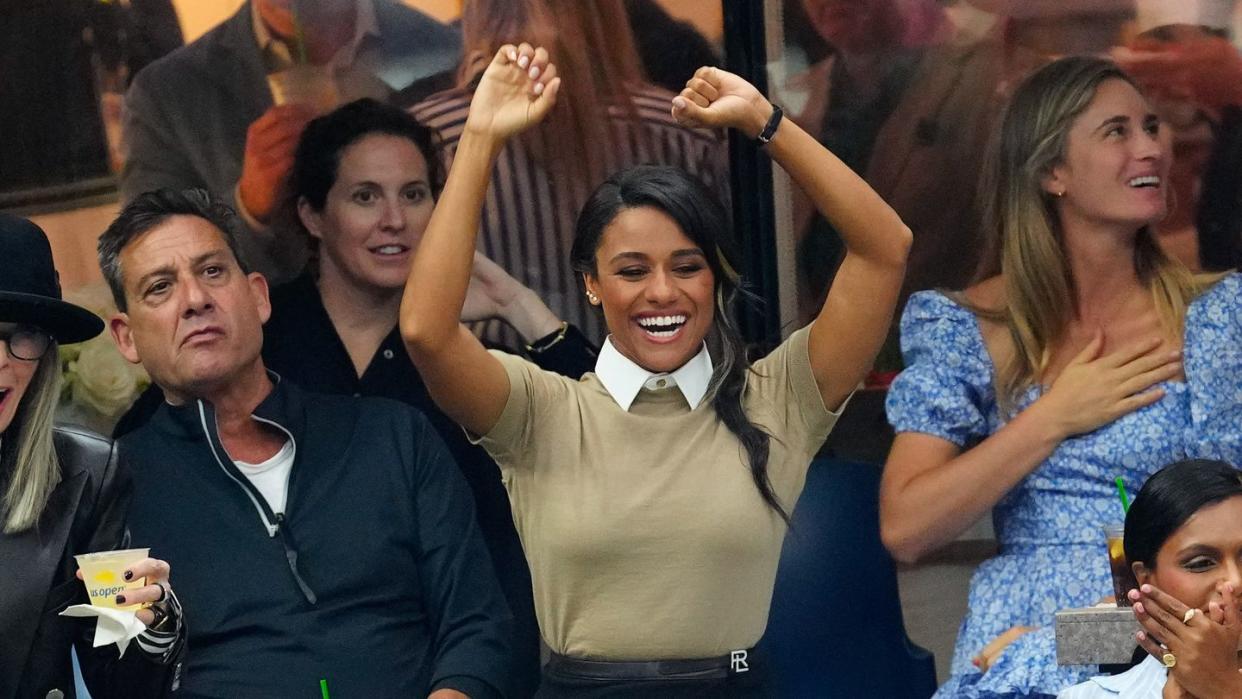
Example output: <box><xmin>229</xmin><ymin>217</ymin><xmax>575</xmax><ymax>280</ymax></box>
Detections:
<box><xmin>299</xmin><ymin>133</ymin><xmax>434</xmax><ymax>295</ymax></box>
<box><xmin>1044</xmin><ymin>78</ymin><xmax>1173</xmax><ymax>231</ymax></box>
<box><xmin>0</xmin><ymin>323</ymin><xmax>43</xmax><ymax>434</ymax></box>
<box><xmin>109</xmin><ymin>215</ymin><xmax>271</xmax><ymax>402</ymax></box>
<box><xmin>583</xmin><ymin>206</ymin><xmax>715</xmax><ymax>373</ymax></box>
<box><xmin>1136</xmin><ymin>496</ymin><xmax>1242</xmax><ymax>612</ymax></box>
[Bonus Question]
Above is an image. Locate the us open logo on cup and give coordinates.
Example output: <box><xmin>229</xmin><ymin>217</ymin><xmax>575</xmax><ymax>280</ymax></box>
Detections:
<box><xmin>74</xmin><ymin>548</ymin><xmax>149</xmax><ymax>610</ymax></box>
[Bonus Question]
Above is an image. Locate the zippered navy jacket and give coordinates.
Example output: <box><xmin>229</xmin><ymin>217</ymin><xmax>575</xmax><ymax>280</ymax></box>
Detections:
<box><xmin>117</xmin><ymin>376</ymin><xmax>513</xmax><ymax>698</ymax></box>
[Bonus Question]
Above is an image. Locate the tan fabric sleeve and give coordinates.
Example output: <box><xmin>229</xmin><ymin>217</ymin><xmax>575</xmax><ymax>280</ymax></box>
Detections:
<box><xmin>470</xmin><ymin>349</ymin><xmax>575</xmax><ymax>469</ymax></box>
<box><xmin>749</xmin><ymin>323</ymin><xmax>850</xmax><ymax>454</ymax></box>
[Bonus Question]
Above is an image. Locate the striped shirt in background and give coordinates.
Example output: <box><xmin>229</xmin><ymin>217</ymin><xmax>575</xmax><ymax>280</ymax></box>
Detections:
<box><xmin>411</xmin><ymin>83</ymin><xmax>729</xmax><ymax>346</ymax></box>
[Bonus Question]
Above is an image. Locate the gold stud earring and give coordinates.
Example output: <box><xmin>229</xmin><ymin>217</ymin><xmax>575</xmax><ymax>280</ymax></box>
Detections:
<box><xmin>586</xmin><ymin>290</ymin><xmax>600</xmax><ymax>305</ymax></box>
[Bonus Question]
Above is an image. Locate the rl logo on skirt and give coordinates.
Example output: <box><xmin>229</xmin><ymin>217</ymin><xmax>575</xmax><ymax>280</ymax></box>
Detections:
<box><xmin>730</xmin><ymin>650</ymin><xmax>749</xmax><ymax>673</ymax></box>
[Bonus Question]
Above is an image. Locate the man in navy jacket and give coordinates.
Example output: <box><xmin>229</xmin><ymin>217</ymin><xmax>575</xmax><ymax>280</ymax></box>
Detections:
<box><xmin>98</xmin><ymin>188</ymin><xmax>512</xmax><ymax>698</ymax></box>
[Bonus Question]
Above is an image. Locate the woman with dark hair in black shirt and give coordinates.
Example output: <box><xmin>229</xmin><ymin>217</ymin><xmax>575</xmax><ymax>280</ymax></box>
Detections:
<box><xmin>268</xmin><ymin>98</ymin><xmax>595</xmax><ymax>697</ymax></box>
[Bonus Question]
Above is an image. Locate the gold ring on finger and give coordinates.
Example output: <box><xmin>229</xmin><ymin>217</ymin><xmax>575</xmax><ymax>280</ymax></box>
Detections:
<box><xmin>1162</xmin><ymin>652</ymin><xmax>1177</xmax><ymax>668</ymax></box>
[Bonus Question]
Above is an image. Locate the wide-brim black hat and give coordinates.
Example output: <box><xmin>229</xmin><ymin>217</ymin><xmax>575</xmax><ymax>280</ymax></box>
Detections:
<box><xmin>0</xmin><ymin>213</ymin><xmax>104</xmax><ymax>344</ymax></box>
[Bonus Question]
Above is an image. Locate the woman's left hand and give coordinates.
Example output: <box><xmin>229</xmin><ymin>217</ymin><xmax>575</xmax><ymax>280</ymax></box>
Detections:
<box><xmin>77</xmin><ymin>556</ymin><xmax>174</xmax><ymax>628</ymax></box>
<box><xmin>1133</xmin><ymin>583</ymin><xmax>1242</xmax><ymax>699</ymax></box>
<box><xmin>671</xmin><ymin>66</ymin><xmax>774</xmax><ymax>140</ymax></box>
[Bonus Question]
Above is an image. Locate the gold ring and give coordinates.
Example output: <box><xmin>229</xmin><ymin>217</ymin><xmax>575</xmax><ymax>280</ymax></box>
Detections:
<box><xmin>1183</xmin><ymin>608</ymin><xmax>1198</xmax><ymax>624</ymax></box>
<box><xmin>1163</xmin><ymin>652</ymin><xmax>1177</xmax><ymax>668</ymax></box>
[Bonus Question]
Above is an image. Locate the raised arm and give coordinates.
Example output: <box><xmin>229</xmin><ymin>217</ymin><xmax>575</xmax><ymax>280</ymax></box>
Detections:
<box><xmin>672</xmin><ymin>67</ymin><xmax>911</xmax><ymax>411</ymax></box>
<box><xmin>399</xmin><ymin>43</ymin><xmax>561</xmax><ymax>436</ymax></box>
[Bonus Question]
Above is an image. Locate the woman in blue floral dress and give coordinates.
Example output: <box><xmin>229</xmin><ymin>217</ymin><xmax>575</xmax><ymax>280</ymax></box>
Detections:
<box><xmin>880</xmin><ymin>56</ymin><xmax>1238</xmax><ymax>698</ymax></box>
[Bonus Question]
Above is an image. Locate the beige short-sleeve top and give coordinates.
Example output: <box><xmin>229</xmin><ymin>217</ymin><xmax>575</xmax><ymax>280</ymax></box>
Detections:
<box><xmin>475</xmin><ymin>325</ymin><xmax>842</xmax><ymax>660</ymax></box>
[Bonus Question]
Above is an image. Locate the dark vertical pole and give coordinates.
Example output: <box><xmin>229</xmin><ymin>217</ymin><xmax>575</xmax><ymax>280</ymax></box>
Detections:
<box><xmin>723</xmin><ymin>0</ymin><xmax>781</xmax><ymax>349</ymax></box>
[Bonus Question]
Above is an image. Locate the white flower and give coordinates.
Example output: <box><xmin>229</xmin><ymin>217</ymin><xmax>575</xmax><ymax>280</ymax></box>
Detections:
<box><xmin>68</xmin><ymin>336</ymin><xmax>148</xmax><ymax>418</ymax></box>
<box><xmin>58</xmin><ymin>283</ymin><xmax>148</xmax><ymax>419</ymax></box>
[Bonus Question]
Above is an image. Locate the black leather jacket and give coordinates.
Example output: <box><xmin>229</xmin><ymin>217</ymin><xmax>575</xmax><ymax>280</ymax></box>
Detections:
<box><xmin>0</xmin><ymin>425</ymin><xmax>184</xmax><ymax>699</ymax></box>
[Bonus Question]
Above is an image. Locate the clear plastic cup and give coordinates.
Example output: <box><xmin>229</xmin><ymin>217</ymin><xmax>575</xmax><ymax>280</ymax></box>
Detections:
<box><xmin>74</xmin><ymin>548</ymin><xmax>149</xmax><ymax>610</ymax></box>
<box><xmin>1104</xmin><ymin>525</ymin><xmax>1139</xmax><ymax>607</ymax></box>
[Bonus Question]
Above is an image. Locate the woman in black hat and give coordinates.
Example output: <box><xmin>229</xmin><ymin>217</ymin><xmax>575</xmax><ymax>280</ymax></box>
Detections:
<box><xmin>0</xmin><ymin>213</ymin><xmax>184</xmax><ymax>699</ymax></box>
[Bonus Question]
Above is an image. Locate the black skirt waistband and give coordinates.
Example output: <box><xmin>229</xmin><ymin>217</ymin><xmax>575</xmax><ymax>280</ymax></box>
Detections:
<box><xmin>545</xmin><ymin>649</ymin><xmax>756</xmax><ymax>681</ymax></box>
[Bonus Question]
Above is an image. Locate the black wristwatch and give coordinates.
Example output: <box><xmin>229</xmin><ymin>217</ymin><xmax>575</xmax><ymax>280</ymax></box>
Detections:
<box><xmin>756</xmin><ymin>103</ymin><xmax>783</xmax><ymax>145</ymax></box>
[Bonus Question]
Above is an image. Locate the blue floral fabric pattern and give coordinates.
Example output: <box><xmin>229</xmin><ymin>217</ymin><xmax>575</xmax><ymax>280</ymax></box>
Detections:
<box><xmin>886</xmin><ymin>276</ymin><xmax>1242</xmax><ymax>699</ymax></box>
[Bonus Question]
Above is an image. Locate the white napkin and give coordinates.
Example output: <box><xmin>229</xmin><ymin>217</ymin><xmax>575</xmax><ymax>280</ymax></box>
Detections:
<box><xmin>59</xmin><ymin>604</ymin><xmax>147</xmax><ymax>657</ymax></box>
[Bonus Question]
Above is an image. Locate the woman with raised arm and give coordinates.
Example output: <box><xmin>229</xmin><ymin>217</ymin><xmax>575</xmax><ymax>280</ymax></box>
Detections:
<box><xmin>401</xmin><ymin>42</ymin><xmax>909</xmax><ymax>696</ymax></box>
<box><xmin>879</xmin><ymin>56</ymin><xmax>1238</xmax><ymax>698</ymax></box>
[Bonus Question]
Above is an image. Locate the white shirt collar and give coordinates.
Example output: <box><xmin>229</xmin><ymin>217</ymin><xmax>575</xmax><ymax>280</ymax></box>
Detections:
<box><xmin>253</xmin><ymin>0</ymin><xmax>379</xmax><ymax>71</ymax></box>
<box><xmin>594</xmin><ymin>338</ymin><xmax>714</xmax><ymax>412</ymax></box>
<box><xmin>1085</xmin><ymin>654</ymin><xmax>1166</xmax><ymax>695</ymax></box>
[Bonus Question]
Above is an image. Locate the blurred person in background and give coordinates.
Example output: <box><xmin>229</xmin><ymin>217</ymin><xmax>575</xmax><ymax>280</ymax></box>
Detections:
<box><xmin>1113</xmin><ymin>0</ymin><xmax>1242</xmax><ymax>272</ymax></box>
<box><xmin>623</xmin><ymin>0</ymin><xmax>721</xmax><ymax>95</ymax></box>
<box><xmin>410</xmin><ymin>0</ymin><xmax>728</xmax><ymax>347</ymax></box>
<box><xmin>780</xmin><ymin>0</ymin><xmax>1000</xmax><ymax>321</ymax></box>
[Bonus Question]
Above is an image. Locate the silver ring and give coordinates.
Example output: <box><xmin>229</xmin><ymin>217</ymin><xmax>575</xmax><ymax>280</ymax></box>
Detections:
<box><xmin>1183</xmin><ymin>608</ymin><xmax>1198</xmax><ymax>624</ymax></box>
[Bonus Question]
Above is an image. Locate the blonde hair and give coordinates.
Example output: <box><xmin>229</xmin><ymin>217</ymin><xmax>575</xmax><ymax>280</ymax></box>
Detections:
<box><xmin>974</xmin><ymin>57</ymin><xmax>1224</xmax><ymax>412</ymax></box>
<box><xmin>2</xmin><ymin>347</ymin><xmax>62</xmax><ymax>533</ymax></box>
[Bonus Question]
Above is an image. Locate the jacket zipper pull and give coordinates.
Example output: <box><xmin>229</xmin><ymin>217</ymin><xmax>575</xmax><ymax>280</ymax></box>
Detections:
<box><xmin>275</xmin><ymin>513</ymin><xmax>318</xmax><ymax>605</ymax></box>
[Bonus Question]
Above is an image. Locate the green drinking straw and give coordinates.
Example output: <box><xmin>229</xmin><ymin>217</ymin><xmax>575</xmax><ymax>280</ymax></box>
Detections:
<box><xmin>320</xmin><ymin>679</ymin><xmax>330</xmax><ymax>699</ymax></box>
<box><xmin>1115</xmin><ymin>476</ymin><xmax>1131</xmax><ymax>514</ymax></box>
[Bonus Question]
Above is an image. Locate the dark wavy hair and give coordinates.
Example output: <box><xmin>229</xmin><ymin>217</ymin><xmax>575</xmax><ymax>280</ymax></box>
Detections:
<box><xmin>280</xmin><ymin>98</ymin><xmax>443</xmax><ymax>253</ymax></box>
<box><xmin>570</xmin><ymin>165</ymin><xmax>787</xmax><ymax>524</ymax></box>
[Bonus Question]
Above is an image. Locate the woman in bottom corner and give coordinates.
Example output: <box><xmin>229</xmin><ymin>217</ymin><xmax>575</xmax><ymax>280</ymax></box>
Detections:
<box><xmin>1060</xmin><ymin>458</ymin><xmax>1242</xmax><ymax>699</ymax></box>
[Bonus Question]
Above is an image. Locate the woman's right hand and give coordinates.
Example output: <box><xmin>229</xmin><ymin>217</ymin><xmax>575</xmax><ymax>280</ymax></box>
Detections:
<box><xmin>1133</xmin><ymin>583</ymin><xmax>1242</xmax><ymax>699</ymax></box>
<box><xmin>1032</xmin><ymin>331</ymin><xmax>1181</xmax><ymax>439</ymax></box>
<box><xmin>463</xmin><ymin>43</ymin><xmax>561</xmax><ymax>142</ymax></box>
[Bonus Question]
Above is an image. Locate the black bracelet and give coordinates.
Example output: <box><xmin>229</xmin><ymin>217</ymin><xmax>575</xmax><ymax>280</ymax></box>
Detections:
<box><xmin>756</xmin><ymin>103</ymin><xmax>783</xmax><ymax>145</ymax></box>
<box><xmin>525</xmin><ymin>321</ymin><xmax>570</xmax><ymax>354</ymax></box>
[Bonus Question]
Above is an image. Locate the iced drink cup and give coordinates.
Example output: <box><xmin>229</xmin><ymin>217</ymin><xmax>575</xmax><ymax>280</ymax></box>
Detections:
<box><xmin>75</xmin><ymin>548</ymin><xmax>149</xmax><ymax>611</ymax></box>
<box><xmin>1104</xmin><ymin>525</ymin><xmax>1138</xmax><ymax>607</ymax></box>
